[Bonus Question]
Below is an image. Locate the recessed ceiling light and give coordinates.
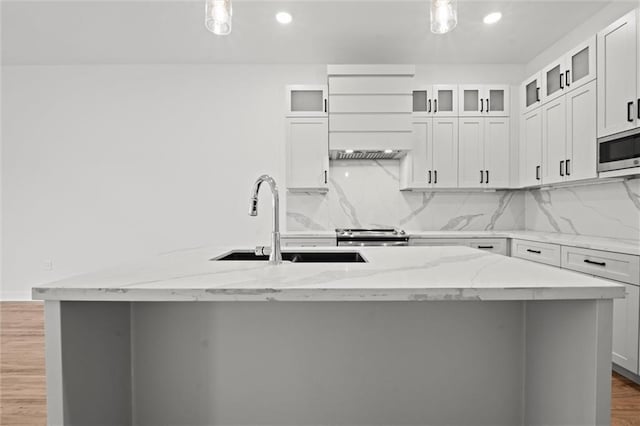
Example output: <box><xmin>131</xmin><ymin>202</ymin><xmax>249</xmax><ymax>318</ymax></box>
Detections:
<box><xmin>483</xmin><ymin>12</ymin><xmax>502</xmax><ymax>25</ymax></box>
<box><xmin>276</xmin><ymin>12</ymin><xmax>292</xmax><ymax>25</ymax></box>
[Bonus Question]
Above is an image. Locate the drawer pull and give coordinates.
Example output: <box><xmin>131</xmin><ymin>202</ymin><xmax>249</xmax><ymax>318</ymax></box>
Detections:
<box><xmin>526</xmin><ymin>249</ymin><xmax>541</xmax><ymax>254</ymax></box>
<box><xmin>478</xmin><ymin>245</ymin><xmax>494</xmax><ymax>249</ymax></box>
<box><xmin>584</xmin><ymin>259</ymin><xmax>606</xmax><ymax>267</ymax></box>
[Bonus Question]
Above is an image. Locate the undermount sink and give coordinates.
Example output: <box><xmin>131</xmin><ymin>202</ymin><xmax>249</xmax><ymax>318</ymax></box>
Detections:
<box><xmin>213</xmin><ymin>250</ymin><xmax>367</xmax><ymax>263</ymax></box>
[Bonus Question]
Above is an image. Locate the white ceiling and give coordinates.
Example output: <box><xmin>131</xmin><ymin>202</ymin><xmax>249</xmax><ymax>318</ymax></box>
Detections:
<box><xmin>0</xmin><ymin>0</ymin><xmax>620</xmax><ymax>65</ymax></box>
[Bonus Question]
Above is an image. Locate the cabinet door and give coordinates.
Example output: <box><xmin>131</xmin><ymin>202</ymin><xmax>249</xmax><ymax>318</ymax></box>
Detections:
<box><xmin>458</xmin><ymin>118</ymin><xmax>485</xmax><ymax>188</ymax></box>
<box><xmin>541</xmin><ymin>97</ymin><xmax>567</xmax><ymax>185</ymax></box>
<box><xmin>412</xmin><ymin>86</ymin><xmax>433</xmax><ymax>117</ymax></box>
<box><xmin>286</xmin><ymin>118</ymin><xmax>329</xmax><ymax>191</ymax></box>
<box><xmin>566</xmin><ymin>80</ymin><xmax>597</xmax><ymax>182</ymax></box>
<box><xmin>486</xmin><ymin>85</ymin><xmax>510</xmax><ymax>117</ymax></box>
<box><xmin>459</xmin><ymin>85</ymin><xmax>483</xmax><ymax>117</ymax></box>
<box><xmin>541</xmin><ymin>58</ymin><xmax>566</xmax><ymax>104</ymax></box>
<box><xmin>597</xmin><ymin>10</ymin><xmax>638</xmax><ymax>137</ymax></box>
<box><xmin>522</xmin><ymin>72</ymin><xmax>542</xmax><ymax>114</ymax></box>
<box><xmin>566</xmin><ymin>36</ymin><xmax>597</xmax><ymax>92</ymax></box>
<box><xmin>286</xmin><ymin>85</ymin><xmax>328</xmax><ymax>117</ymax></box>
<box><xmin>484</xmin><ymin>117</ymin><xmax>510</xmax><ymax>188</ymax></box>
<box><xmin>612</xmin><ymin>283</ymin><xmax>639</xmax><ymax>374</ymax></box>
<box><xmin>520</xmin><ymin>109</ymin><xmax>542</xmax><ymax>187</ymax></box>
<box><xmin>432</xmin><ymin>85</ymin><xmax>458</xmax><ymax>117</ymax></box>
<box><xmin>432</xmin><ymin>118</ymin><xmax>459</xmax><ymax>188</ymax></box>
<box><xmin>400</xmin><ymin>118</ymin><xmax>432</xmax><ymax>189</ymax></box>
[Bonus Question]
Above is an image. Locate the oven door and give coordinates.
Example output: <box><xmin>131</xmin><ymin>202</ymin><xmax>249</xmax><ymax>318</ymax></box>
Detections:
<box><xmin>598</xmin><ymin>128</ymin><xmax>640</xmax><ymax>172</ymax></box>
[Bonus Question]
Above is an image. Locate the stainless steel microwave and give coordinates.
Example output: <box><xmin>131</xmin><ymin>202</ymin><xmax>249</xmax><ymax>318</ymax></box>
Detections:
<box><xmin>598</xmin><ymin>127</ymin><xmax>640</xmax><ymax>172</ymax></box>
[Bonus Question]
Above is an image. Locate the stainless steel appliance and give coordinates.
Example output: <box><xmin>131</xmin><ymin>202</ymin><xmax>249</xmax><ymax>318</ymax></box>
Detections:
<box><xmin>336</xmin><ymin>228</ymin><xmax>409</xmax><ymax>247</ymax></box>
<box><xmin>598</xmin><ymin>128</ymin><xmax>640</xmax><ymax>172</ymax></box>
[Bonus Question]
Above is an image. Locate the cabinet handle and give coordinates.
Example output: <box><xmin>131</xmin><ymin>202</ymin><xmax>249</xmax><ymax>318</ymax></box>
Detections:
<box><xmin>428</xmin><ymin>170</ymin><xmax>432</xmax><ymax>184</ymax></box>
<box><xmin>480</xmin><ymin>170</ymin><xmax>484</xmax><ymax>184</ymax></box>
<box><xmin>486</xmin><ymin>170</ymin><xmax>489</xmax><ymax>184</ymax></box>
<box><xmin>566</xmin><ymin>159</ymin><xmax>570</xmax><ymax>176</ymax></box>
<box><xmin>560</xmin><ymin>73</ymin><xmax>564</xmax><ymax>89</ymax></box>
<box><xmin>478</xmin><ymin>245</ymin><xmax>494</xmax><ymax>249</ymax></box>
<box><xmin>584</xmin><ymin>259</ymin><xmax>606</xmax><ymax>267</ymax></box>
<box><xmin>428</xmin><ymin>99</ymin><xmax>432</xmax><ymax>113</ymax></box>
<box><xmin>526</xmin><ymin>249</ymin><xmax>542</xmax><ymax>254</ymax></box>
<box><xmin>565</xmin><ymin>70</ymin><xmax>570</xmax><ymax>87</ymax></box>
<box><xmin>324</xmin><ymin>99</ymin><xmax>327</xmax><ymax>113</ymax></box>
<box><xmin>434</xmin><ymin>170</ymin><xmax>438</xmax><ymax>184</ymax></box>
<box><xmin>536</xmin><ymin>87</ymin><xmax>540</xmax><ymax>102</ymax></box>
<box><xmin>324</xmin><ymin>170</ymin><xmax>328</xmax><ymax>184</ymax></box>
<box><xmin>480</xmin><ymin>99</ymin><xmax>484</xmax><ymax>113</ymax></box>
<box><xmin>434</xmin><ymin>99</ymin><xmax>438</xmax><ymax>113</ymax></box>
<box><xmin>638</xmin><ymin>99</ymin><xmax>640</xmax><ymax>119</ymax></box>
<box><xmin>535</xmin><ymin>165</ymin><xmax>540</xmax><ymax>180</ymax></box>
<box><xmin>560</xmin><ymin>160</ymin><xmax>565</xmax><ymax>176</ymax></box>
<box><xmin>486</xmin><ymin>98</ymin><xmax>490</xmax><ymax>113</ymax></box>
<box><xmin>628</xmin><ymin>101</ymin><xmax>634</xmax><ymax>122</ymax></box>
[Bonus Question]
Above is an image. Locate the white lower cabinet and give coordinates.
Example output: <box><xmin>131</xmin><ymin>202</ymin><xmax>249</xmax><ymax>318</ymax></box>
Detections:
<box><xmin>286</xmin><ymin>118</ymin><xmax>329</xmax><ymax>192</ymax></box>
<box><xmin>613</xmin><ymin>283</ymin><xmax>640</xmax><ymax>374</ymax></box>
<box><xmin>410</xmin><ymin>238</ymin><xmax>508</xmax><ymax>255</ymax></box>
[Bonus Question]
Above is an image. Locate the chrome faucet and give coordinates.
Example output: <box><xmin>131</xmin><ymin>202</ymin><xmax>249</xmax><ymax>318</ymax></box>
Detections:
<box><xmin>249</xmin><ymin>174</ymin><xmax>282</xmax><ymax>265</ymax></box>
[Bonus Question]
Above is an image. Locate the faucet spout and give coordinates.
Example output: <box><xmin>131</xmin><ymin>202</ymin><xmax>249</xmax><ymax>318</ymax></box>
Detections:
<box><xmin>248</xmin><ymin>174</ymin><xmax>282</xmax><ymax>265</ymax></box>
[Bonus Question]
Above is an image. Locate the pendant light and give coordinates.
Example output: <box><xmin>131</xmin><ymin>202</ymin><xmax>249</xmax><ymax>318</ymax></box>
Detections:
<box><xmin>430</xmin><ymin>0</ymin><xmax>457</xmax><ymax>34</ymax></box>
<box><xmin>205</xmin><ymin>0</ymin><xmax>232</xmax><ymax>35</ymax></box>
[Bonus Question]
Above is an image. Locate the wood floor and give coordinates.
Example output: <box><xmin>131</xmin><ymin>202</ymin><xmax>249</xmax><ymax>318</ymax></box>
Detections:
<box><xmin>1</xmin><ymin>302</ymin><xmax>639</xmax><ymax>426</ymax></box>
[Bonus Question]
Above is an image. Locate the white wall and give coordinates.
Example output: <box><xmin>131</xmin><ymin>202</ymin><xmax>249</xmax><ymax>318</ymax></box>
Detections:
<box><xmin>1</xmin><ymin>63</ymin><xmax>524</xmax><ymax>300</ymax></box>
<box><xmin>1</xmin><ymin>64</ymin><xmax>327</xmax><ymax>300</ymax></box>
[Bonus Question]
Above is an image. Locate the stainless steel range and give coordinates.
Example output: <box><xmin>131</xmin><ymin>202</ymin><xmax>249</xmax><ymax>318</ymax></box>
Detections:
<box><xmin>336</xmin><ymin>228</ymin><xmax>409</xmax><ymax>247</ymax></box>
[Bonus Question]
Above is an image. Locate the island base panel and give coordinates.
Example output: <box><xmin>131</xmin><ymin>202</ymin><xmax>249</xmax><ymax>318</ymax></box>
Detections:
<box><xmin>44</xmin><ymin>300</ymin><xmax>613</xmax><ymax>426</ymax></box>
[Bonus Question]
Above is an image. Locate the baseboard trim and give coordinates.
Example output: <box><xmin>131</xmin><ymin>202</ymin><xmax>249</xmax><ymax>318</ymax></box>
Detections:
<box><xmin>613</xmin><ymin>363</ymin><xmax>640</xmax><ymax>385</ymax></box>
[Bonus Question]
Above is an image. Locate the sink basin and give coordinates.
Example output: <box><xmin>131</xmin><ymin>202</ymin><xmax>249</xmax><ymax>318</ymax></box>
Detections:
<box><xmin>213</xmin><ymin>250</ymin><xmax>367</xmax><ymax>263</ymax></box>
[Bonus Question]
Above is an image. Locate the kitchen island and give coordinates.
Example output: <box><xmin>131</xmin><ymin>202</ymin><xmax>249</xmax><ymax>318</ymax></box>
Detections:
<box><xmin>33</xmin><ymin>246</ymin><xmax>625</xmax><ymax>426</ymax></box>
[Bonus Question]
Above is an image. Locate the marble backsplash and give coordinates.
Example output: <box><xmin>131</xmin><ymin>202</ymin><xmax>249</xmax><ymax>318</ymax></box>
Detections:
<box><xmin>525</xmin><ymin>177</ymin><xmax>640</xmax><ymax>241</ymax></box>
<box><xmin>286</xmin><ymin>161</ymin><xmax>525</xmax><ymax>232</ymax></box>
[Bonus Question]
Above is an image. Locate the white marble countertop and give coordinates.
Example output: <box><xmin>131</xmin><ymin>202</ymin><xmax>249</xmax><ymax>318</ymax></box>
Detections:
<box><xmin>32</xmin><ymin>246</ymin><xmax>624</xmax><ymax>302</ymax></box>
<box><xmin>405</xmin><ymin>230</ymin><xmax>640</xmax><ymax>255</ymax></box>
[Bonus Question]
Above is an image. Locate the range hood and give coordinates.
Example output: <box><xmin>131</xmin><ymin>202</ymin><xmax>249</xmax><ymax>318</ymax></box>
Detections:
<box><xmin>327</xmin><ymin>65</ymin><xmax>415</xmax><ymax>160</ymax></box>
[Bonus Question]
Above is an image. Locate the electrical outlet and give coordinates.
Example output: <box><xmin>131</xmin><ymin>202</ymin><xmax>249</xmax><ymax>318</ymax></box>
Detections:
<box><xmin>43</xmin><ymin>259</ymin><xmax>53</xmax><ymax>271</ymax></box>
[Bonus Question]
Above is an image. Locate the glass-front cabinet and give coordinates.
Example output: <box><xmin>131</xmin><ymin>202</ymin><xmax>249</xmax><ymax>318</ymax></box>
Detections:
<box><xmin>541</xmin><ymin>36</ymin><xmax>596</xmax><ymax>103</ymax></box>
<box><xmin>459</xmin><ymin>85</ymin><xmax>510</xmax><ymax>117</ymax></box>
<box><xmin>412</xmin><ymin>85</ymin><xmax>458</xmax><ymax>117</ymax></box>
<box><xmin>521</xmin><ymin>72</ymin><xmax>542</xmax><ymax>114</ymax></box>
<box><xmin>286</xmin><ymin>85</ymin><xmax>328</xmax><ymax>117</ymax></box>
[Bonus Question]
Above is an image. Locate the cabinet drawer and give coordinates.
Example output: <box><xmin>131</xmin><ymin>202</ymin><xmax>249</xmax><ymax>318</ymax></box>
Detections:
<box><xmin>561</xmin><ymin>246</ymin><xmax>640</xmax><ymax>285</ymax></box>
<box><xmin>468</xmin><ymin>239</ymin><xmax>508</xmax><ymax>256</ymax></box>
<box><xmin>409</xmin><ymin>238</ymin><xmax>467</xmax><ymax>247</ymax></box>
<box><xmin>511</xmin><ymin>239</ymin><xmax>561</xmax><ymax>267</ymax></box>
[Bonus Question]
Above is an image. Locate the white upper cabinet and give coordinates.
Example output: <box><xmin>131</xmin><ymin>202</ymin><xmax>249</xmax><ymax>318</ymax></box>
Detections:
<box><xmin>286</xmin><ymin>117</ymin><xmax>329</xmax><ymax>191</ymax></box>
<box><xmin>520</xmin><ymin>108</ymin><xmax>543</xmax><ymax>187</ymax></box>
<box><xmin>459</xmin><ymin>117</ymin><xmax>510</xmax><ymax>188</ymax></box>
<box><xmin>597</xmin><ymin>10</ymin><xmax>639</xmax><ymax>138</ymax></box>
<box><xmin>459</xmin><ymin>85</ymin><xmax>510</xmax><ymax>117</ymax></box>
<box><xmin>431</xmin><ymin>118</ymin><xmax>459</xmax><ymax>187</ymax></box>
<box><xmin>565</xmin><ymin>80</ymin><xmax>597</xmax><ymax>182</ymax></box>
<box><xmin>541</xmin><ymin>96</ymin><xmax>568</xmax><ymax>185</ymax></box>
<box><xmin>400</xmin><ymin>117</ymin><xmax>432</xmax><ymax>189</ymax></box>
<box><xmin>286</xmin><ymin>85</ymin><xmax>328</xmax><ymax>117</ymax></box>
<box><xmin>521</xmin><ymin>72</ymin><xmax>542</xmax><ymax>114</ymax></box>
<box><xmin>542</xmin><ymin>36</ymin><xmax>596</xmax><ymax>104</ymax></box>
<box><xmin>412</xmin><ymin>85</ymin><xmax>458</xmax><ymax>117</ymax></box>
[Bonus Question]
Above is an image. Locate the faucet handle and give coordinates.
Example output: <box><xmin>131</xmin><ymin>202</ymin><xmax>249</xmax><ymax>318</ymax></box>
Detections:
<box><xmin>255</xmin><ymin>246</ymin><xmax>272</xmax><ymax>256</ymax></box>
